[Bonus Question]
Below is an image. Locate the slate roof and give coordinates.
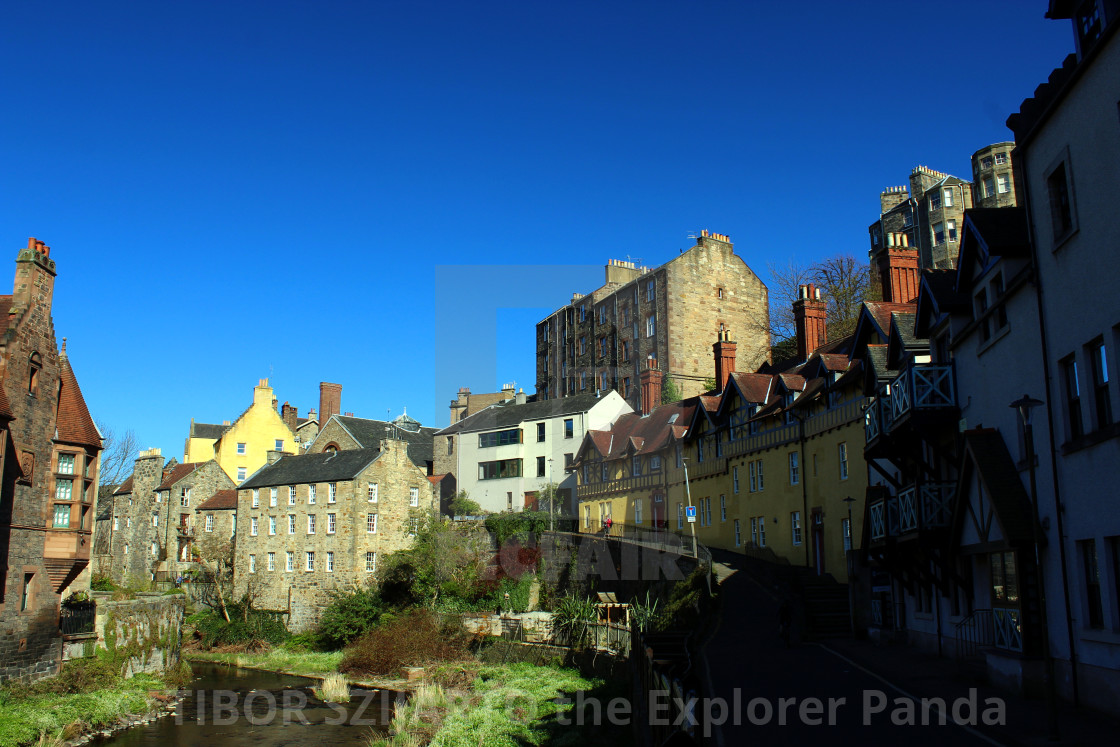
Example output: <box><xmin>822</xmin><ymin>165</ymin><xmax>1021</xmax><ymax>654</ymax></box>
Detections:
<box><xmin>190</xmin><ymin>422</ymin><xmax>230</xmax><ymax>440</ymax></box>
<box><xmin>157</xmin><ymin>462</ymin><xmax>204</xmax><ymax>491</ymax></box>
<box><xmin>240</xmin><ymin>447</ymin><xmax>382</xmax><ymax>489</ymax></box>
<box><xmin>728</xmin><ymin>372</ymin><xmax>773</xmax><ymax>404</ymax></box>
<box><xmin>332</xmin><ymin>416</ymin><xmax>437</xmax><ymax>467</ymax></box>
<box><xmin>955</xmin><ymin>429</ymin><xmax>1038</xmax><ymax>548</ymax></box>
<box><xmin>436</xmin><ymin>392</ymin><xmax>609</xmax><ymax>436</ymax></box>
<box><xmin>196</xmin><ymin>489</ymin><xmax>238</xmax><ymax>511</ymax></box>
<box><xmin>864</xmin><ymin>345</ymin><xmax>893</xmax><ymax>380</ymax></box>
<box><xmin>56</xmin><ymin>352</ymin><xmax>102</xmax><ymax>448</ymax></box>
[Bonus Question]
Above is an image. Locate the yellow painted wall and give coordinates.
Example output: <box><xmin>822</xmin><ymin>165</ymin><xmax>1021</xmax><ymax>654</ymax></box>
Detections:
<box><xmin>184</xmin><ymin>436</ymin><xmax>216</xmax><ymax>463</ymax></box>
<box><xmin>190</xmin><ymin>380</ymin><xmax>296</xmax><ymax>484</ymax></box>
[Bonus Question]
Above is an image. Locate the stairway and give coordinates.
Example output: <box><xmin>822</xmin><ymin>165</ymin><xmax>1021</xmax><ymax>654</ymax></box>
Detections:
<box><xmin>797</xmin><ymin>570</ymin><xmax>851</xmax><ymax>639</ymax></box>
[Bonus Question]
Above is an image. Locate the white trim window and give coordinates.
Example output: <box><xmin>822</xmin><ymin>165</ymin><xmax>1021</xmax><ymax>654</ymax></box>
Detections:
<box><xmin>720</xmin><ymin>495</ymin><xmax>726</xmax><ymax>522</ymax></box>
<box><xmin>306</xmin><ymin>551</ymin><xmax>315</xmax><ymax>572</ymax></box>
<box><xmin>734</xmin><ymin>519</ymin><xmax>742</xmax><ymax>547</ymax></box>
<box><xmin>252</xmin><ymin>489</ymin><xmax>260</xmax><ymax>508</ymax></box>
<box><xmin>308</xmin><ymin>485</ymin><xmax>317</xmax><ymax>504</ymax></box>
<box><xmin>635</xmin><ymin>499</ymin><xmax>643</xmax><ymax>524</ymax></box>
<box><xmin>789</xmin><ymin>452</ymin><xmax>800</xmax><ymax>485</ymax></box>
<box><xmin>838</xmin><ymin>443</ymin><xmax>848</xmax><ymax>480</ymax></box>
<box><xmin>646</xmin><ymin>314</ymin><xmax>656</xmax><ymax>338</ymax></box>
<box><xmin>409</xmin><ymin>487</ymin><xmax>419</xmax><ymax>507</ymax></box>
<box><xmin>791</xmin><ymin>511</ymin><xmax>802</xmax><ymax>545</ymax></box>
<box><xmin>329</xmin><ymin>483</ymin><xmax>337</xmax><ymax>503</ymax></box>
<box><xmin>205</xmin><ymin>514</ymin><xmax>214</xmax><ymax>532</ymax></box>
<box><xmin>237</xmin><ymin>467</ymin><xmax>247</xmax><ymax>482</ymax></box>
<box><xmin>269</xmin><ymin>516</ymin><xmax>276</xmax><ymax>535</ymax></box>
<box><xmin>307</xmin><ymin>514</ymin><xmax>316</xmax><ymax>534</ymax></box>
<box><xmin>367</xmin><ymin>513</ymin><xmax>377</xmax><ymax>534</ymax></box>
<box><xmin>646</xmin><ymin>280</ymin><xmax>655</xmax><ymax>302</ymax></box>
<box><xmin>365</xmin><ymin>552</ymin><xmax>377</xmax><ymax>573</ymax></box>
<box><xmin>285</xmin><ymin>551</ymin><xmax>294</xmax><ymax>572</ymax></box>
<box><xmin>269</xmin><ymin>488</ymin><xmax>277</xmax><ymax>507</ymax></box>
<box><xmin>249</xmin><ymin>554</ymin><xmax>256</xmax><ymax>573</ymax></box>
<box><xmin>326</xmin><ymin>551</ymin><xmax>334</xmax><ymax>573</ymax></box>
<box><xmin>237</xmin><ymin>442</ymin><xmax>246</xmax><ymax>455</ymax></box>
<box><xmin>267</xmin><ymin>552</ymin><xmax>275</xmax><ymax>571</ymax></box>
<box><xmin>409</xmin><ymin>517</ymin><xmax>419</xmax><ymax>535</ymax></box>
<box><xmin>369</xmin><ymin>483</ymin><xmax>378</xmax><ymax>503</ymax></box>
<box><xmin>250</xmin><ymin>517</ymin><xmax>258</xmax><ymax>536</ymax></box>
<box><xmin>288</xmin><ymin>514</ymin><xmax>296</xmax><ymax>534</ymax></box>
<box><xmin>288</xmin><ymin>486</ymin><xmax>296</xmax><ymax>505</ymax></box>
<box><xmin>733</xmin><ymin>467</ymin><xmax>739</xmax><ymax>494</ymax></box>
<box><xmin>327</xmin><ymin>513</ymin><xmax>336</xmax><ymax>534</ymax></box>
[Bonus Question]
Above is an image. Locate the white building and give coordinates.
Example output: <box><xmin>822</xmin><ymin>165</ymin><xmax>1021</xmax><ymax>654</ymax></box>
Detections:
<box><xmin>435</xmin><ymin>391</ymin><xmax>632</xmax><ymax>514</ymax></box>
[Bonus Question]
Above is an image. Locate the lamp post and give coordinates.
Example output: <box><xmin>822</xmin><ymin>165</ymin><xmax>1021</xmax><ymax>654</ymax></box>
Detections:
<box><xmin>843</xmin><ymin>495</ymin><xmax>856</xmax><ymax>577</ymax></box>
<box><xmin>681</xmin><ymin>457</ymin><xmax>698</xmax><ymax>559</ymax></box>
<box><xmin>1010</xmin><ymin>393</ymin><xmax>1059</xmax><ymax>742</ymax></box>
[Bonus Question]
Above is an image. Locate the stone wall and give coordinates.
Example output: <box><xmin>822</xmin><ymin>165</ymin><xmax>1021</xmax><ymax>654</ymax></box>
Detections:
<box><xmin>88</xmin><ymin>592</ymin><xmax>185</xmax><ymax>676</ymax></box>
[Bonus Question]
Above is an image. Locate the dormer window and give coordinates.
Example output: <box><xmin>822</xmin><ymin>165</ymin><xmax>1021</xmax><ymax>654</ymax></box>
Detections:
<box><xmin>28</xmin><ymin>352</ymin><xmax>41</xmax><ymax>396</ymax></box>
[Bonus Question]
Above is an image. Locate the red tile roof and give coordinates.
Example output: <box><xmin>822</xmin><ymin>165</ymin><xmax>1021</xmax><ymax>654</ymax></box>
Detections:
<box><xmin>0</xmin><ymin>381</ymin><xmax>12</xmax><ymax>421</ymax></box>
<box><xmin>195</xmin><ymin>489</ymin><xmax>237</xmax><ymax>511</ymax></box>
<box><xmin>113</xmin><ymin>475</ymin><xmax>134</xmax><ymax>495</ymax></box>
<box><xmin>583</xmin><ymin>400</ymin><xmax>697</xmax><ymax>461</ymax></box>
<box><xmin>56</xmin><ymin>352</ymin><xmax>102</xmax><ymax>448</ymax></box>
<box><xmin>427</xmin><ymin>474</ymin><xmax>445</xmax><ymax>485</ymax></box>
<box><xmin>728</xmin><ymin>372</ymin><xmax>772</xmax><ymax>404</ymax></box>
<box><xmin>157</xmin><ymin>462</ymin><xmax>204</xmax><ymax>491</ymax></box>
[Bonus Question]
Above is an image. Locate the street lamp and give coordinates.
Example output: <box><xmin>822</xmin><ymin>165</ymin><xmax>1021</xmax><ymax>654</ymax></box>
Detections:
<box><xmin>1010</xmin><ymin>393</ymin><xmax>1059</xmax><ymax>742</ymax></box>
<box><xmin>681</xmin><ymin>457</ymin><xmax>698</xmax><ymax>559</ymax></box>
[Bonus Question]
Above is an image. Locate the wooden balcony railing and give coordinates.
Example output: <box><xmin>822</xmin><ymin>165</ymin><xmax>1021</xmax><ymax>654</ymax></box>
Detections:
<box><xmin>890</xmin><ymin>363</ymin><xmax>957</xmax><ymax>424</ymax></box>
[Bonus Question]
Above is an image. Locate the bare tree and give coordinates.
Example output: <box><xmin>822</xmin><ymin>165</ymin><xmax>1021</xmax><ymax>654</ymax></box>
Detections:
<box><xmin>193</xmin><ymin>532</ymin><xmax>235</xmax><ymax>622</ymax></box>
<box><xmin>96</xmin><ymin>420</ymin><xmax>139</xmax><ymax>498</ymax></box>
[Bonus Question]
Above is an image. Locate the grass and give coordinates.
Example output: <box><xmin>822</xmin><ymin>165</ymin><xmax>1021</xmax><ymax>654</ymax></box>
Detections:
<box><xmin>313</xmin><ymin>673</ymin><xmax>351</xmax><ymax>703</ymax></box>
<box><xmin>0</xmin><ymin>663</ymin><xmax>172</xmax><ymax>747</ymax></box>
<box><xmin>185</xmin><ymin>649</ymin><xmax>344</xmax><ymax>678</ymax></box>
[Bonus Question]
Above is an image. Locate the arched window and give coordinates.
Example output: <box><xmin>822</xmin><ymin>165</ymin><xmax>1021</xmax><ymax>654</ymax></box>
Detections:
<box><xmin>325</xmin><ymin>443</ymin><xmax>340</xmax><ymax>453</ymax></box>
<box><xmin>28</xmin><ymin>352</ymin><xmax>42</xmax><ymax>396</ymax></box>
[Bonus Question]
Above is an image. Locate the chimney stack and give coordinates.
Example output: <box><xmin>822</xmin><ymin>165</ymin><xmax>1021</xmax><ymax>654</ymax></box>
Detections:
<box><xmin>793</xmin><ymin>284</ymin><xmax>828</xmax><ymax>361</ymax></box>
<box><xmin>712</xmin><ymin>329</ymin><xmax>737</xmax><ymax>392</ymax></box>
<box><xmin>281</xmin><ymin>402</ymin><xmax>299</xmax><ymax>432</ymax></box>
<box><xmin>639</xmin><ymin>356</ymin><xmax>664</xmax><ymax>415</ymax></box>
<box><xmin>319</xmin><ymin>382</ymin><xmax>342</xmax><ymax>426</ymax></box>
<box><xmin>877</xmin><ymin>245</ymin><xmax>920</xmax><ymax>303</ymax></box>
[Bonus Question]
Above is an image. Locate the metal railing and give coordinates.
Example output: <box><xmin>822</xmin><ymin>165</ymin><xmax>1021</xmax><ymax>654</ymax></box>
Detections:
<box><xmin>993</xmin><ymin>606</ymin><xmax>1023</xmax><ymax>652</ymax></box>
<box><xmin>954</xmin><ymin>608</ymin><xmax>993</xmax><ymax>661</ymax></box>
<box><xmin>869</xmin><ymin>500</ymin><xmax>886</xmax><ymax>541</ymax></box>
<box><xmin>60</xmin><ymin>600</ymin><xmax>96</xmax><ymax>636</ymax></box>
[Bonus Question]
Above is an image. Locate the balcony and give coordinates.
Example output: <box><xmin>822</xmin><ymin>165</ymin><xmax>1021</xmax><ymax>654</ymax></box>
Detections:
<box><xmin>889</xmin><ymin>363</ymin><xmax>957</xmax><ymax>425</ymax></box>
<box><xmin>864</xmin><ymin>397</ymin><xmax>888</xmax><ymax>446</ymax></box>
<box><xmin>869</xmin><ymin>481</ymin><xmax>955</xmax><ymax>542</ymax></box>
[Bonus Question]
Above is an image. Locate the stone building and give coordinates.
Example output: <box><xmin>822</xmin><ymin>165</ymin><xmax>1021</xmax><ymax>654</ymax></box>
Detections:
<box><xmin>448</xmin><ymin>384</ymin><xmax>516</xmax><ymax>425</ymax></box>
<box><xmin>193</xmin><ymin>489</ymin><xmax>237</xmax><ymax>544</ymax></box>
<box><xmin>95</xmin><ymin>450</ymin><xmax>233</xmax><ymax>584</ymax></box>
<box><xmin>971</xmin><ymin>142</ymin><xmax>1018</xmax><ymax>208</ymax></box>
<box><xmin>234</xmin><ymin>438</ymin><xmax>434</xmax><ymax>631</ymax></box>
<box><xmin>535</xmin><ymin>230</ymin><xmax>770</xmax><ymax>413</ymax></box>
<box><xmin>0</xmin><ymin>238</ymin><xmax>102</xmax><ymax>683</ymax></box>
<box><xmin>310</xmin><ymin>412</ymin><xmax>437</xmax><ymax>474</ymax></box>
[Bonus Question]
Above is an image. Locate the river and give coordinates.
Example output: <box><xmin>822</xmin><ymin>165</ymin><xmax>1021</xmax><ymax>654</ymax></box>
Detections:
<box><xmin>93</xmin><ymin>662</ymin><xmax>396</xmax><ymax>746</ymax></box>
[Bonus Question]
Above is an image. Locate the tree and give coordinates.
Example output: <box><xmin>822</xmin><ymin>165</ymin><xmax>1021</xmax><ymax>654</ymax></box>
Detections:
<box><xmin>765</xmin><ymin>253</ymin><xmax>880</xmax><ymax>362</ymax></box>
<box><xmin>661</xmin><ymin>376</ymin><xmax>682</xmax><ymax>404</ymax></box>
<box><xmin>447</xmin><ymin>490</ymin><xmax>482</xmax><ymax>517</ymax></box>
<box><xmin>193</xmin><ymin>531</ymin><xmax>236</xmax><ymax>622</ymax></box>
<box><xmin>96</xmin><ymin>419</ymin><xmax>139</xmax><ymax>499</ymax></box>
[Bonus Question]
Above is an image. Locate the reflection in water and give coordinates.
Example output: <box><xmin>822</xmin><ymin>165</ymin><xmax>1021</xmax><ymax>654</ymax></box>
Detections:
<box><xmin>93</xmin><ymin>663</ymin><xmax>395</xmax><ymax>747</ymax></box>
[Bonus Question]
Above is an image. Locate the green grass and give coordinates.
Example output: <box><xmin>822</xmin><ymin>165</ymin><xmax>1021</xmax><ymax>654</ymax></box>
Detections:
<box><xmin>0</xmin><ymin>672</ymin><xmax>164</xmax><ymax>747</ymax></box>
<box><xmin>186</xmin><ymin>649</ymin><xmax>343</xmax><ymax>678</ymax></box>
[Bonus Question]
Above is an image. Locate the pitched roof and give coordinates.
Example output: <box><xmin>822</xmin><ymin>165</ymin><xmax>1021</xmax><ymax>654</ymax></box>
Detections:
<box><xmin>436</xmin><ymin>392</ymin><xmax>612</xmax><ymax>436</ymax></box>
<box><xmin>331</xmin><ymin>416</ymin><xmax>437</xmax><ymax>467</ymax></box>
<box><xmin>196</xmin><ymin>489</ymin><xmax>238</xmax><ymax>511</ymax></box>
<box><xmin>55</xmin><ymin>352</ymin><xmax>102</xmax><ymax>448</ymax></box>
<box><xmin>240</xmin><ymin>447</ymin><xmax>382</xmax><ymax>489</ymax></box>
<box><xmin>157</xmin><ymin>462</ymin><xmax>204</xmax><ymax>491</ymax></box>
<box><xmin>0</xmin><ymin>378</ymin><xmax>12</xmax><ymax>421</ymax></box>
<box><xmin>728</xmin><ymin>372</ymin><xmax>772</xmax><ymax>404</ymax></box>
<box><xmin>954</xmin><ymin>429</ymin><xmax>1038</xmax><ymax>548</ymax></box>
<box><xmin>114</xmin><ymin>475</ymin><xmax>135</xmax><ymax>495</ymax></box>
<box><xmin>190</xmin><ymin>422</ymin><xmax>230</xmax><ymax>440</ymax></box>
<box><xmin>579</xmin><ymin>400</ymin><xmax>696</xmax><ymax>462</ymax></box>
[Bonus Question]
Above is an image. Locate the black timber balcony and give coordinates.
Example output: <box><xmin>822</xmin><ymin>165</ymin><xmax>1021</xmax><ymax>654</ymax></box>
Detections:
<box><xmin>888</xmin><ymin>362</ymin><xmax>957</xmax><ymax>428</ymax></box>
<box><xmin>868</xmin><ymin>481</ymin><xmax>955</xmax><ymax>543</ymax></box>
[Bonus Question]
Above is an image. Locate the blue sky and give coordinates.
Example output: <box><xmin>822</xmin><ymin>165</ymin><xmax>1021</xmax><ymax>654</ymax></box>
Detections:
<box><xmin>0</xmin><ymin>1</ymin><xmax>1071</xmax><ymax>458</ymax></box>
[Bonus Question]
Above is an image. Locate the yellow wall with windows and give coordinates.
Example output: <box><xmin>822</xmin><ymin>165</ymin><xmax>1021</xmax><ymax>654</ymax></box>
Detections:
<box><xmin>187</xmin><ymin>380</ymin><xmax>296</xmax><ymax>484</ymax></box>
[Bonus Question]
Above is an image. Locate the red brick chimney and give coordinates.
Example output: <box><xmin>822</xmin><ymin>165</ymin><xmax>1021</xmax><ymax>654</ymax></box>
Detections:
<box><xmin>319</xmin><ymin>382</ymin><xmax>342</xmax><ymax>425</ymax></box>
<box><xmin>712</xmin><ymin>329</ymin><xmax>736</xmax><ymax>392</ymax></box>
<box><xmin>793</xmin><ymin>283</ymin><xmax>828</xmax><ymax>361</ymax></box>
<box><xmin>281</xmin><ymin>402</ymin><xmax>298</xmax><ymax>432</ymax></box>
<box><xmin>877</xmin><ymin>235</ymin><xmax>920</xmax><ymax>303</ymax></box>
<box><xmin>639</xmin><ymin>357</ymin><xmax>663</xmax><ymax>415</ymax></box>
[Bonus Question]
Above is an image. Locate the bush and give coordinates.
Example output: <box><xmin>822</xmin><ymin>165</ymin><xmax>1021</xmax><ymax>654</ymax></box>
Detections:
<box><xmin>190</xmin><ymin>600</ymin><xmax>289</xmax><ymax>649</ymax></box>
<box><xmin>339</xmin><ymin>609</ymin><xmax>468</xmax><ymax>677</ymax></box>
<box><xmin>316</xmin><ymin>586</ymin><xmax>385</xmax><ymax>650</ymax></box>
<box><xmin>484</xmin><ymin>512</ymin><xmax>551</xmax><ymax>545</ymax></box>
<box><xmin>90</xmin><ymin>574</ymin><xmax>116</xmax><ymax>592</ymax></box>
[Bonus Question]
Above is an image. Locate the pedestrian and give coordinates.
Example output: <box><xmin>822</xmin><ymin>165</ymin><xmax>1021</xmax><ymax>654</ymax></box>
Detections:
<box><xmin>605</xmin><ymin>516</ymin><xmax>613</xmax><ymax>534</ymax></box>
<box><xmin>778</xmin><ymin>600</ymin><xmax>792</xmax><ymax>648</ymax></box>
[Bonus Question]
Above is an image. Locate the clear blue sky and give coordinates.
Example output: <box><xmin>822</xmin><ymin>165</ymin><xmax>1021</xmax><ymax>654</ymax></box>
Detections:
<box><xmin>0</xmin><ymin>1</ymin><xmax>1071</xmax><ymax>459</ymax></box>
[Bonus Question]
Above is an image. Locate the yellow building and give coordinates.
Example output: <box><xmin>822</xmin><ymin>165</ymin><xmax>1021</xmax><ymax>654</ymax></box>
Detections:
<box><xmin>183</xmin><ymin>379</ymin><xmax>297</xmax><ymax>484</ymax></box>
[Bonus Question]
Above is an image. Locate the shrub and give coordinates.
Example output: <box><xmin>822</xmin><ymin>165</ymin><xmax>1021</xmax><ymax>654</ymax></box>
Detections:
<box><xmin>339</xmin><ymin>609</ymin><xmax>468</xmax><ymax>677</ymax></box>
<box><xmin>190</xmin><ymin>600</ymin><xmax>289</xmax><ymax>649</ymax></box>
<box><xmin>317</xmin><ymin>586</ymin><xmax>385</xmax><ymax>650</ymax></box>
<box><xmin>90</xmin><ymin>574</ymin><xmax>116</xmax><ymax>592</ymax></box>
<box><xmin>484</xmin><ymin>512</ymin><xmax>551</xmax><ymax>545</ymax></box>
<box><xmin>447</xmin><ymin>491</ymin><xmax>482</xmax><ymax>517</ymax></box>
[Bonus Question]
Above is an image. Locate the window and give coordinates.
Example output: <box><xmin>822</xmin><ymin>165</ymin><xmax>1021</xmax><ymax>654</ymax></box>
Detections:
<box><xmin>205</xmin><ymin>514</ymin><xmax>214</xmax><ymax>532</ymax></box>
<box><xmin>237</xmin><ymin>467</ymin><xmax>246</xmax><ymax>481</ymax></box>
<box><xmin>328</xmin><ymin>483</ymin><xmax>337</xmax><ymax>503</ymax></box>
<box><xmin>564</xmin><ymin>419</ymin><xmax>574</xmax><ymax>438</ymax></box>
<box><xmin>409</xmin><ymin>517</ymin><xmax>419</xmax><ymax>535</ymax></box>
<box><xmin>55</xmin><ymin>478</ymin><xmax>73</xmax><ymax>501</ymax></box>
<box><xmin>622</xmin><ymin>376</ymin><xmax>631</xmax><ymax>397</ymax></box>
<box><xmin>838</xmin><ymin>443</ymin><xmax>848</xmax><ymax>480</ymax></box>
<box><xmin>286</xmin><ymin>551</ymin><xmax>294</xmax><ymax>572</ymax></box>
<box><xmin>981</xmin><ymin>155</ymin><xmax>994</xmax><ymax>169</ymax></box>
<box><xmin>308</xmin><ymin>514</ymin><xmax>316</xmax><ymax>534</ymax></box>
<box><xmin>947</xmin><ymin>219</ymin><xmax>957</xmax><ymax>243</ymax></box>
<box><xmin>250</xmin><ymin>517</ymin><xmax>258</xmax><ymax>536</ymax></box>
<box><xmin>579</xmin><ymin>305</ymin><xmax>586</xmax><ymax>322</ymax></box>
<box><xmin>749</xmin><ymin>462</ymin><xmax>757</xmax><ymax>492</ymax></box>
<box><xmin>677</xmin><ymin>503</ymin><xmax>683</xmax><ymax>529</ymax></box>
<box><xmin>58</xmin><ymin>454</ymin><xmax>75</xmax><ymax>475</ymax></box>
<box><xmin>367</xmin><ymin>512</ymin><xmax>378</xmax><ymax>534</ymax></box>
<box><xmin>537</xmin><ymin>456</ymin><xmax>546</xmax><ymax>477</ymax></box>
<box><xmin>366</xmin><ymin>552</ymin><xmax>378</xmax><ymax>572</ymax></box>
<box><xmin>580</xmin><ymin>372</ymin><xmax>586</xmax><ymax>390</ymax></box>
<box><xmin>237</xmin><ymin>443</ymin><xmax>246</xmax><ymax>455</ymax></box>
<box><xmin>984</xmin><ymin>176</ymin><xmax>995</xmax><ymax>198</ymax></box>
<box><xmin>288</xmin><ymin>486</ymin><xmax>296</xmax><ymax>505</ymax></box>
<box><xmin>152</xmin><ymin>512</ymin><xmax>159</xmax><ymax>527</ymax></box>
<box><xmin>601</xmin><ymin>463</ymin><xmax>609</xmax><ymax>481</ymax></box>
<box><xmin>113</xmin><ymin>516</ymin><xmax>119</xmax><ymax>530</ymax></box>
<box><xmin>327</xmin><ymin>513</ymin><xmax>336</xmax><ymax>534</ymax></box>
<box><xmin>734</xmin><ymin>519</ymin><xmax>742</xmax><ymax>547</ymax></box>
<box><xmin>267</xmin><ymin>552</ymin><xmax>275</xmax><ymax>571</ymax></box>
<box><xmin>275</xmin><ymin>439</ymin><xmax>283</xmax><ymax>451</ymax></box>
<box><xmin>181</xmin><ymin>488</ymin><xmax>191</xmax><ymax>507</ymax></box>
<box><xmin>599</xmin><ymin>371</ymin><xmax>608</xmax><ymax>390</ymax></box>
<box><xmin>410</xmin><ymin>487</ymin><xmax>420</xmax><ymax>506</ymax></box>
<box><xmin>151</xmin><ymin>541</ymin><xmax>158</xmax><ymax>556</ymax></box>
<box><xmin>705</xmin><ymin>497</ymin><xmax>712</xmax><ymax>526</ymax></box>
<box><xmin>646</xmin><ymin>314</ymin><xmax>656</xmax><ymax>337</ymax></box>
<box><xmin>621</xmin><ymin>340</ymin><xmax>630</xmax><ymax>362</ymax></box>
<box><xmin>635</xmin><ymin>499</ymin><xmax>643</xmax><ymax>524</ymax></box>
<box><xmin>249</xmin><ymin>554</ymin><xmax>256</xmax><ymax>573</ymax></box>
<box><xmin>903</xmin><ymin>211</ymin><xmax>913</xmax><ymax>228</ymax></box>
<box><xmin>1064</xmin><ymin>357</ymin><xmax>1084</xmax><ymax>440</ymax></box>
<box><xmin>252</xmin><ymin>489</ymin><xmax>260</xmax><ymax>508</ymax></box>
<box><xmin>842</xmin><ymin>518</ymin><xmax>852</xmax><ymax>552</ymax></box>
<box><xmin>579</xmin><ymin>336</ymin><xmax>586</xmax><ymax>355</ymax></box>
<box><xmin>269</xmin><ymin>516</ymin><xmax>276</xmax><ymax>535</ymax></box>
<box><xmin>632</xmin><ymin>456</ymin><xmax>641</xmax><ymax>476</ymax></box>
<box><xmin>479</xmin><ymin>459</ymin><xmax>522</xmax><ymax>480</ymax></box>
<box><xmin>536</xmin><ymin>422</ymin><xmax>546</xmax><ymax>442</ymax></box>
<box><xmin>933</xmin><ymin>222</ymin><xmax>945</xmax><ymax>245</ymax></box>
<box><xmin>1079</xmin><ymin>0</ymin><xmax>1103</xmax><ymax>46</ymax></box>
<box><xmin>306</xmin><ymin>552</ymin><xmax>315</xmax><ymax>572</ymax></box>
<box><xmin>308</xmin><ymin>485</ymin><xmax>317</xmax><ymax>504</ymax></box>
<box><xmin>930</xmin><ymin>191</ymin><xmax>942</xmax><ymax>210</ymax></box>
<box><xmin>997</xmin><ymin>174</ymin><xmax>1010</xmax><ymax>194</ymax></box>
<box><xmin>994</xmin><ymin>152</ymin><xmax>1007</xmax><ymax>165</ymax></box>
<box><xmin>646</xmin><ymin>280</ymin><xmax>655</xmax><ymax>302</ymax></box>
<box><xmin>288</xmin><ymin>514</ymin><xmax>296</xmax><ymax>534</ymax></box>
<box><xmin>269</xmin><ymin>488</ymin><xmax>277</xmax><ymax>507</ymax></box>
<box><xmin>1081</xmin><ymin>540</ymin><xmax>1104</xmax><ymax>629</ymax></box>
<box><xmin>789</xmin><ymin>452</ymin><xmax>799</xmax><ymax>485</ymax></box>
<box><xmin>1090</xmin><ymin>340</ymin><xmax>1112</xmax><ymax>429</ymax></box>
<box><xmin>369</xmin><ymin>483</ymin><xmax>378</xmax><ymax>502</ymax></box>
<box><xmin>326</xmin><ymin>551</ymin><xmax>334</xmax><ymax>573</ymax></box>
<box><xmin>479</xmin><ymin>429</ymin><xmax>521</xmax><ymax>448</ymax></box>
<box><xmin>1047</xmin><ymin>162</ymin><xmax>1074</xmax><ymax>240</ymax></box>
<box><xmin>598</xmin><ymin>337</ymin><xmax>607</xmax><ymax>357</ymax></box>
<box><xmin>758</xmin><ymin>517</ymin><xmax>767</xmax><ymax>547</ymax></box>
<box><xmin>942</xmin><ymin>187</ymin><xmax>954</xmax><ymax>207</ymax></box>
<box><xmin>720</xmin><ymin>495</ymin><xmax>726</xmax><ymax>522</ymax></box>
<box><xmin>585</xmin><ymin>505</ymin><xmax>592</xmax><ymax>529</ymax></box>
<box><xmin>650</xmin><ymin>455</ymin><xmax>661</xmax><ymax>471</ymax></box>
<box><xmin>791</xmin><ymin>512</ymin><xmax>802</xmax><ymax>545</ymax></box>
<box><xmin>52</xmin><ymin>504</ymin><xmax>70</xmax><ymax>528</ymax></box>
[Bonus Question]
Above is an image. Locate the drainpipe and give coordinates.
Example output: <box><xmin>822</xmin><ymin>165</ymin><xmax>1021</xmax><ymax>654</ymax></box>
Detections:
<box><xmin>1019</xmin><ymin>148</ymin><xmax>1080</xmax><ymax>706</ymax></box>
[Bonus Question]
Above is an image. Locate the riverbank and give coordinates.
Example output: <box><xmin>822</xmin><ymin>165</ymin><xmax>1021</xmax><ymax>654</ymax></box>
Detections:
<box><xmin>183</xmin><ymin>650</ymin><xmax>412</xmax><ymax>692</ymax></box>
